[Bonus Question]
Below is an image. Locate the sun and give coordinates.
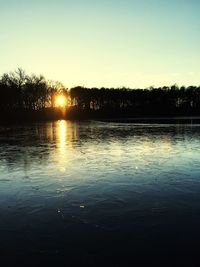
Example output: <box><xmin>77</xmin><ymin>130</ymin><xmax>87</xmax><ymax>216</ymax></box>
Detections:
<box><xmin>55</xmin><ymin>95</ymin><xmax>67</xmax><ymax>108</ymax></box>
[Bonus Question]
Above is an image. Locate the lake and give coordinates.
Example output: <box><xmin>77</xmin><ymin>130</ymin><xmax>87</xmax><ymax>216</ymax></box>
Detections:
<box><xmin>1</xmin><ymin>120</ymin><xmax>200</xmax><ymax>266</ymax></box>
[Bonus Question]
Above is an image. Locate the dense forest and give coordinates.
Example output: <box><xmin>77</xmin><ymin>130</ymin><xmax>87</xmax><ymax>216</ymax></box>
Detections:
<box><xmin>0</xmin><ymin>68</ymin><xmax>200</xmax><ymax>121</ymax></box>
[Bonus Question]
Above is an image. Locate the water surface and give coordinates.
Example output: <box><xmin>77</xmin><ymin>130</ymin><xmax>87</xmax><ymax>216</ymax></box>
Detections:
<box><xmin>1</xmin><ymin>121</ymin><xmax>200</xmax><ymax>266</ymax></box>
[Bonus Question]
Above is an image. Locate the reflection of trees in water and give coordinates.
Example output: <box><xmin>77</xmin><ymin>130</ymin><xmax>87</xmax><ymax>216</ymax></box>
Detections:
<box><xmin>0</xmin><ymin>121</ymin><xmax>200</xmax><ymax>171</ymax></box>
<box><xmin>0</xmin><ymin>121</ymin><xmax>79</xmax><ymax>171</ymax></box>
<box><xmin>77</xmin><ymin>122</ymin><xmax>200</xmax><ymax>143</ymax></box>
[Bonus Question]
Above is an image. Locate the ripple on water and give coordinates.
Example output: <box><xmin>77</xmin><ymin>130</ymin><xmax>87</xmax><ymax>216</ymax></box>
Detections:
<box><xmin>1</xmin><ymin>122</ymin><xmax>200</xmax><ymax>240</ymax></box>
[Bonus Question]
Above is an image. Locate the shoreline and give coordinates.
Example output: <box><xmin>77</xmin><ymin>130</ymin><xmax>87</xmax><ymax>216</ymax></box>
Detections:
<box><xmin>1</xmin><ymin>116</ymin><xmax>200</xmax><ymax>125</ymax></box>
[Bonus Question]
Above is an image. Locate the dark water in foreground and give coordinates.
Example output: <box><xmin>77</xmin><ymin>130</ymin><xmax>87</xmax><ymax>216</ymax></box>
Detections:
<box><xmin>1</xmin><ymin>120</ymin><xmax>200</xmax><ymax>266</ymax></box>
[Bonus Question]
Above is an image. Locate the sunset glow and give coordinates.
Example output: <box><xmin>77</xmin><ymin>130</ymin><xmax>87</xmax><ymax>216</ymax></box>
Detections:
<box><xmin>1</xmin><ymin>1</ymin><xmax>199</xmax><ymax>88</ymax></box>
<box><xmin>55</xmin><ymin>95</ymin><xmax>67</xmax><ymax>108</ymax></box>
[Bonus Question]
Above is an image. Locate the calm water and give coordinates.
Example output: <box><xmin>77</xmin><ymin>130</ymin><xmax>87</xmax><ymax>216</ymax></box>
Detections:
<box><xmin>1</xmin><ymin>120</ymin><xmax>200</xmax><ymax>266</ymax></box>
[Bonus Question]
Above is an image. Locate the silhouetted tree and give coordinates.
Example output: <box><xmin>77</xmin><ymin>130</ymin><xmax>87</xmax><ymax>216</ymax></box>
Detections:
<box><xmin>0</xmin><ymin>68</ymin><xmax>200</xmax><ymax>121</ymax></box>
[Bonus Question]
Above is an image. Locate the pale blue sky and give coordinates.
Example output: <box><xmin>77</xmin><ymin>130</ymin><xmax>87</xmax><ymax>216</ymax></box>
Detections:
<box><xmin>0</xmin><ymin>0</ymin><xmax>199</xmax><ymax>88</ymax></box>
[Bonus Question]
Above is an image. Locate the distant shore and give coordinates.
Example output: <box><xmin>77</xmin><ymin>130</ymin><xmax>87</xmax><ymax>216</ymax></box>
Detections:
<box><xmin>1</xmin><ymin>69</ymin><xmax>200</xmax><ymax>125</ymax></box>
<box><xmin>1</xmin><ymin>111</ymin><xmax>200</xmax><ymax>125</ymax></box>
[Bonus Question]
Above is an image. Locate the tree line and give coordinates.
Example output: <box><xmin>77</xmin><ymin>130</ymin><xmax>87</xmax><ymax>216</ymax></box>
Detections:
<box><xmin>0</xmin><ymin>68</ymin><xmax>68</xmax><ymax>111</ymax></box>
<box><xmin>69</xmin><ymin>85</ymin><xmax>200</xmax><ymax>118</ymax></box>
<box><xmin>0</xmin><ymin>68</ymin><xmax>200</xmax><ymax>120</ymax></box>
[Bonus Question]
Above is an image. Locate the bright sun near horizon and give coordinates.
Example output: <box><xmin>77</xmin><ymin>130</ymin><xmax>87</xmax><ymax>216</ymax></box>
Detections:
<box><xmin>55</xmin><ymin>95</ymin><xmax>67</xmax><ymax>108</ymax></box>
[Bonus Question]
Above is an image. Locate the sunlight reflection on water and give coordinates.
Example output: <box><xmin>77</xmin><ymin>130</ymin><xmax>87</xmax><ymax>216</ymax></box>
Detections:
<box><xmin>57</xmin><ymin>120</ymin><xmax>67</xmax><ymax>172</ymax></box>
<box><xmin>57</xmin><ymin>120</ymin><xmax>67</xmax><ymax>153</ymax></box>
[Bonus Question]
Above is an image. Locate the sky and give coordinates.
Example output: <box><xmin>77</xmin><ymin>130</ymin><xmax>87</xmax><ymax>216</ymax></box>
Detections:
<box><xmin>0</xmin><ymin>0</ymin><xmax>200</xmax><ymax>88</ymax></box>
